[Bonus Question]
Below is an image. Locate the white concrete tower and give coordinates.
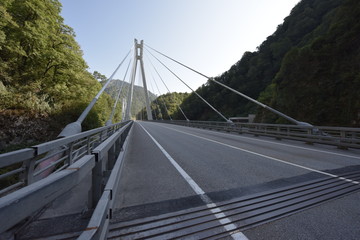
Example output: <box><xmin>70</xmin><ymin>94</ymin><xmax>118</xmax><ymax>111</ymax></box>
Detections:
<box><xmin>125</xmin><ymin>39</ymin><xmax>153</xmax><ymax>120</ymax></box>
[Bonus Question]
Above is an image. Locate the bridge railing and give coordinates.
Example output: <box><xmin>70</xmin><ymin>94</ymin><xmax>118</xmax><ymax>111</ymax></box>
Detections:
<box><xmin>78</xmin><ymin>123</ymin><xmax>133</xmax><ymax>240</ymax></box>
<box><xmin>155</xmin><ymin>120</ymin><xmax>360</xmax><ymax>149</ymax></box>
<box><xmin>0</xmin><ymin>120</ymin><xmax>130</xmax><ymax>197</ymax></box>
<box><xmin>0</xmin><ymin>121</ymin><xmax>133</xmax><ymax>236</ymax></box>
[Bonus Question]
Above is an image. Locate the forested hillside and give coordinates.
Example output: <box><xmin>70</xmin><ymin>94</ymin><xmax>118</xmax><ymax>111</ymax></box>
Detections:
<box><xmin>104</xmin><ymin>79</ymin><xmax>156</xmax><ymax>119</ymax></box>
<box><xmin>143</xmin><ymin>92</ymin><xmax>189</xmax><ymax>120</ymax></box>
<box><xmin>178</xmin><ymin>0</ymin><xmax>359</xmax><ymax>127</ymax></box>
<box><xmin>1</xmin><ymin>0</ymin><xmax>358</xmax><ymax>152</ymax></box>
<box><xmin>0</xmin><ymin>0</ymin><xmax>114</xmax><ymax>151</ymax></box>
<box><xmin>260</xmin><ymin>0</ymin><xmax>360</xmax><ymax>126</ymax></box>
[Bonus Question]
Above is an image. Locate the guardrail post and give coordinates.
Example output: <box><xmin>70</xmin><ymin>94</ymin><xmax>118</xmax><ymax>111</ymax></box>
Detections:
<box><xmin>68</xmin><ymin>142</ymin><xmax>74</xmax><ymax>165</ymax></box>
<box><xmin>108</xmin><ymin>127</ymin><xmax>113</xmax><ymax>137</ymax></box>
<box><xmin>337</xmin><ymin>130</ymin><xmax>348</xmax><ymax>149</ymax></box>
<box><xmin>108</xmin><ymin>145</ymin><xmax>116</xmax><ymax>169</ymax></box>
<box><xmin>90</xmin><ymin>122</ymin><xmax>130</xmax><ymax>208</ymax></box>
<box><xmin>23</xmin><ymin>158</ymin><xmax>35</xmax><ymax>185</ymax></box>
<box><xmin>275</xmin><ymin>126</ymin><xmax>282</xmax><ymax>140</ymax></box>
<box><xmin>100</xmin><ymin>130</ymin><xmax>106</xmax><ymax>142</ymax></box>
<box><xmin>254</xmin><ymin>126</ymin><xmax>259</xmax><ymax>137</ymax></box>
<box><xmin>237</xmin><ymin>124</ymin><xmax>243</xmax><ymax>134</ymax></box>
<box><xmin>115</xmin><ymin>137</ymin><xmax>121</xmax><ymax>157</ymax></box>
<box><xmin>87</xmin><ymin>137</ymin><xmax>91</xmax><ymax>155</ymax></box>
<box><xmin>305</xmin><ymin>128</ymin><xmax>314</xmax><ymax>145</ymax></box>
<box><xmin>340</xmin><ymin>130</ymin><xmax>346</xmax><ymax>141</ymax></box>
<box><xmin>92</xmin><ymin>157</ymin><xmax>106</xmax><ymax>207</ymax></box>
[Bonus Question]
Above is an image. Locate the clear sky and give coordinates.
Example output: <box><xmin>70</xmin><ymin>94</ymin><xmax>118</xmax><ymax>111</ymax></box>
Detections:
<box><xmin>59</xmin><ymin>0</ymin><xmax>300</xmax><ymax>95</ymax></box>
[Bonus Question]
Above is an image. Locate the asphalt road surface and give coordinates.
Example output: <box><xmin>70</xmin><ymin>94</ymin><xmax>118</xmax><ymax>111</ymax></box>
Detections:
<box><xmin>114</xmin><ymin>121</ymin><xmax>360</xmax><ymax>240</ymax></box>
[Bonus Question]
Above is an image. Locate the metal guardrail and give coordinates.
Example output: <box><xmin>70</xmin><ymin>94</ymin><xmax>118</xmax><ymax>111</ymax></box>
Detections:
<box><xmin>78</xmin><ymin>124</ymin><xmax>133</xmax><ymax>240</ymax></box>
<box><xmin>0</xmin><ymin>155</ymin><xmax>95</xmax><ymax>233</ymax></box>
<box><xmin>0</xmin><ymin>121</ymin><xmax>131</xmax><ymax>197</ymax></box>
<box><xmin>1</xmin><ymin>119</ymin><xmax>358</xmax><ymax>238</ymax></box>
<box><xmin>0</xmin><ymin>121</ymin><xmax>133</xmax><ymax>236</ymax></box>
<box><xmin>154</xmin><ymin>120</ymin><xmax>360</xmax><ymax>149</ymax></box>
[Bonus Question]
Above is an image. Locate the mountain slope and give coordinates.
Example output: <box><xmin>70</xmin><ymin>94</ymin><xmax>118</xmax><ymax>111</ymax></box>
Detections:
<box><xmin>0</xmin><ymin>0</ymin><xmax>114</xmax><ymax>151</ymax></box>
<box><xmin>260</xmin><ymin>0</ymin><xmax>360</xmax><ymax>126</ymax></box>
<box><xmin>104</xmin><ymin>80</ymin><xmax>156</xmax><ymax>119</ymax></box>
<box><xmin>148</xmin><ymin>92</ymin><xmax>190</xmax><ymax>120</ymax></box>
<box><xmin>178</xmin><ymin>0</ymin><xmax>359</xmax><ymax>126</ymax></box>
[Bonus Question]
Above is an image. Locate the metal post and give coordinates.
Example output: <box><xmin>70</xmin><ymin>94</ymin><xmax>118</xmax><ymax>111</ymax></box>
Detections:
<box><xmin>68</xmin><ymin>143</ymin><xmax>74</xmax><ymax>165</ymax></box>
<box><xmin>23</xmin><ymin>158</ymin><xmax>35</xmax><ymax>185</ymax></box>
<box><xmin>108</xmin><ymin>145</ymin><xmax>115</xmax><ymax>169</ymax></box>
<box><xmin>92</xmin><ymin>160</ymin><xmax>104</xmax><ymax>207</ymax></box>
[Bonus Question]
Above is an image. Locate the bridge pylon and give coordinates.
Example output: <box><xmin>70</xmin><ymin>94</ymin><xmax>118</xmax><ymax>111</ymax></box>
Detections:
<box><xmin>125</xmin><ymin>39</ymin><xmax>153</xmax><ymax>121</ymax></box>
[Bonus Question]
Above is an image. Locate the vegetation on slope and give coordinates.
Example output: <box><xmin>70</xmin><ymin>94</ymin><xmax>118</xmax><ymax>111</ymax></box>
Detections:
<box><xmin>103</xmin><ymin>79</ymin><xmax>157</xmax><ymax>120</ymax></box>
<box><xmin>0</xmin><ymin>0</ymin><xmax>114</xmax><ymax>151</ymax></box>
<box><xmin>178</xmin><ymin>0</ymin><xmax>359</xmax><ymax>126</ymax></box>
<box><xmin>259</xmin><ymin>0</ymin><xmax>360</xmax><ymax>126</ymax></box>
<box><xmin>1</xmin><ymin>0</ymin><xmax>358</xmax><ymax>152</ymax></box>
<box><xmin>142</xmin><ymin>92</ymin><xmax>189</xmax><ymax>120</ymax></box>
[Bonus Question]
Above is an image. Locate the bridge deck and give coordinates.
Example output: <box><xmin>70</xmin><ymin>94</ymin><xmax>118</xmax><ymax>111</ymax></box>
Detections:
<box><xmin>15</xmin><ymin>121</ymin><xmax>360</xmax><ymax>239</ymax></box>
<box><xmin>111</xmin><ymin>121</ymin><xmax>360</xmax><ymax>240</ymax></box>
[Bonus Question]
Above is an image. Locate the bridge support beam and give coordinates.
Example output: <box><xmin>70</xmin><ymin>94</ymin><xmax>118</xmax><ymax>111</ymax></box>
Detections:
<box><xmin>125</xmin><ymin>39</ymin><xmax>153</xmax><ymax>121</ymax></box>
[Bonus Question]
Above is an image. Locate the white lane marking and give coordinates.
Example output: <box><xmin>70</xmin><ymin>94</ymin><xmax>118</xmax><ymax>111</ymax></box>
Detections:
<box><xmin>138</xmin><ymin>123</ymin><xmax>249</xmax><ymax>240</ymax></box>
<box><xmin>150</xmin><ymin>122</ymin><xmax>360</xmax><ymax>185</ymax></box>
<box><xmin>155</xmin><ymin>122</ymin><xmax>360</xmax><ymax>160</ymax></box>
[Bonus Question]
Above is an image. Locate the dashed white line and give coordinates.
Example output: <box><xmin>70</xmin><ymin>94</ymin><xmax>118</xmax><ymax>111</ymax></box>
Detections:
<box><xmin>138</xmin><ymin>123</ymin><xmax>249</xmax><ymax>240</ymax></box>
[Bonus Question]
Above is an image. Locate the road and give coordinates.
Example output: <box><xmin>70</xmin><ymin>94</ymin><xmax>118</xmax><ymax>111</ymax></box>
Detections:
<box><xmin>114</xmin><ymin>121</ymin><xmax>360</xmax><ymax>240</ymax></box>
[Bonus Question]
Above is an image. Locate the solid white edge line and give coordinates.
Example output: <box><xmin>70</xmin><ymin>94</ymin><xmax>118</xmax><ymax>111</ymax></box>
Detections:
<box><xmin>138</xmin><ymin>122</ymin><xmax>249</xmax><ymax>240</ymax></box>
<box><xmin>157</xmin><ymin>122</ymin><xmax>360</xmax><ymax>160</ymax></box>
<box><xmin>152</xmin><ymin>122</ymin><xmax>360</xmax><ymax>185</ymax></box>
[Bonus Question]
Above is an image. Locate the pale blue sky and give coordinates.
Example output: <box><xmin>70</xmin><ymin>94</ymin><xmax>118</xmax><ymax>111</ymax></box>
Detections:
<box><xmin>59</xmin><ymin>0</ymin><xmax>300</xmax><ymax>94</ymax></box>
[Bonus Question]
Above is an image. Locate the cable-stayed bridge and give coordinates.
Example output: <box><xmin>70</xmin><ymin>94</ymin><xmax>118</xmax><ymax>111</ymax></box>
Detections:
<box><xmin>1</xmin><ymin>40</ymin><xmax>360</xmax><ymax>240</ymax></box>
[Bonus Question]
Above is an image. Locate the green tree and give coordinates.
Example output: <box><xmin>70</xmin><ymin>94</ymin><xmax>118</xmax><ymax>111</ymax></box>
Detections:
<box><xmin>267</xmin><ymin>0</ymin><xmax>360</xmax><ymax>126</ymax></box>
<box><xmin>0</xmin><ymin>0</ymin><xmax>116</xmax><ymax>151</ymax></box>
<box><xmin>176</xmin><ymin>0</ymin><xmax>353</xmax><ymax>126</ymax></box>
<box><xmin>93</xmin><ymin>71</ymin><xmax>107</xmax><ymax>82</ymax></box>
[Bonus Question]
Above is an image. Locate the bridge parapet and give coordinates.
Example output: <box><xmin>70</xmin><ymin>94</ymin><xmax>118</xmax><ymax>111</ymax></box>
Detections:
<box><xmin>78</xmin><ymin>123</ymin><xmax>132</xmax><ymax>239</ymax></box>
<box><xmin>0</xmin><ymin>121</ymin><xmax>133</xmax><ymax>237</ymax></box>
<box><xmin>0</xmin><ymin>120</ymin><xmax>131</xmax><ymax>197</ymax></box>
<box><xmin>153</xmin><ymin>120</ymin><xmax>360</xmax><ymax>149</ymax></box>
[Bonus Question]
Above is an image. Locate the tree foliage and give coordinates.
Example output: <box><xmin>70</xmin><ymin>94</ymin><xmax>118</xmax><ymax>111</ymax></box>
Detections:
<box><xmin>104</xmin><ymin>79</ymin><xmax>157</xmax><ymax>120</ymax></box>
<box><xmin>136</xmin><ymin>92</ymin><xmax>189</xmax><ymax>120</ymax></box>
<box><xmin>264</xmin><ymin>0</ymin><xmax>360</xmax><ymax>126</ymax></box>
<box><xmin>153</xmin><ymin>92</ymin><xmax>189</xmax><ymax>120</ymax></box>
<box><xmin>177</xmin><ymin>0</ymin><xmax>359</xmax><ymax>126</ymax></box>
<box><xmin>93</xmin><ymin>71</ymin><xmax>107</xmax><ymax>82</ymax></box>
<box><xmin>0</xmin><ymin>0</ymin><xmax>115</xmax><ymax>150</ymax></box>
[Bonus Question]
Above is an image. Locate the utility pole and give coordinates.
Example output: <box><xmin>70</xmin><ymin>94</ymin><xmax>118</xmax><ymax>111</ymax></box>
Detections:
<box><xmin>125</xmin><ymin>39</ymin><xmax>153</xmax><ymax>120</ymax></box>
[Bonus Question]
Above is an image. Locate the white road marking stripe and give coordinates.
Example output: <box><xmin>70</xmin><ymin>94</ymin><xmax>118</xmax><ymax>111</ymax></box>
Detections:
<box><xmin>163</xmin><ymin>122</ymin><xmax>360</xmax><ymax>160</ymax></box>
<box><xmin>138</xmin><ymin>123</ymin><xmax>249</xmax><ymax>240</ymax></box>
<box><xmin>155</xmin><ymin>123</ymin><xmax>360</xmax><ymax>185</ymax></box>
